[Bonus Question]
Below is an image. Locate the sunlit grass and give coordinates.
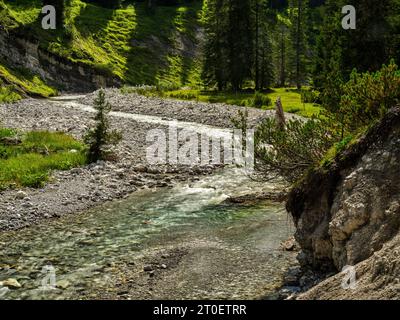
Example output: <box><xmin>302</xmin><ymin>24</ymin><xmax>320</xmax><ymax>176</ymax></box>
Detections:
<box><xmin>126</xmin><ymin>86</ymin><xmax>322</xmax><ymax>118</ymax></box>
<box><xmin>0</xmin><ymin>59</ymin><xmax>57</xmax><ymax>99</ymax></box>
<box><xmin>0</xmin><ymin>130</ymin><xmax>87</xmax><ymax>189</ymax></box>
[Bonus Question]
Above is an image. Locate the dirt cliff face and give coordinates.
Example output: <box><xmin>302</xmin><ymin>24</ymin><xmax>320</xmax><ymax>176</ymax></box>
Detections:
<box><xmin>287</xmin><ymin>107</ymin><xmax>400</xmax><ymax>276</ymax></box>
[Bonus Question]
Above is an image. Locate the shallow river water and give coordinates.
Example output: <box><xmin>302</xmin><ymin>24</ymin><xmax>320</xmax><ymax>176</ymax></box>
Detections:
<box><xmin>0</xmin><ymin>168</ymin><xmax>295</xmax><ymax>300</ymax></box>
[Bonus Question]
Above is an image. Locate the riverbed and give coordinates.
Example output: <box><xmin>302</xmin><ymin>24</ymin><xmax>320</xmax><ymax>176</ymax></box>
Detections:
<box><xmin>0</xmin><ymin>167</ymin><xmax>296</xmax><ymax>300</ymax></box>
<box><xmin>0</xmin><ymin>92</ymin><xmax>296</xmax><ymax>300</ymax></box>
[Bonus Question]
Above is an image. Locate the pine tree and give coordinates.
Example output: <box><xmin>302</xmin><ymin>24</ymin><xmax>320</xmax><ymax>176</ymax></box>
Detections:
<box><xmin>288</xmin><ymin>0</ymin><xmax>309</xmax><ymax>89</ymax></box>
<box><xmin>255</xmin><ymin>0</ymin><xmax>275</xmax><ymax>90</ymax></box>
<box><xmin>84</xmin><ymin>89</ymin><xmax>122</xmax><ymax>163</ymax></box>
<box><xmin>226</xmin><ymin>0</ymin><xmax>253</xmax><ymax>91</ymax></box>
<box><xmin>312</xmin><ymin>0</ymin><xmax>346</xmax><ymax>111</ymax></box>
<box><xmin>202</xmin><ymin>0</ymin><xmax>228</xmax><ymax>90</ymax></box>
<box><xmin>273</xmin><ymin>14</ymin><xmax>290</xmax><ymax>87</ymax></box>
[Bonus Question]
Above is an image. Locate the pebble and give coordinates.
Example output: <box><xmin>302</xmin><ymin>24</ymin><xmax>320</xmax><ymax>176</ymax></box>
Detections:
<box><xmin>56</xmin><ymin>280</ymin><xmax>70</xmax><ymax>289</ymax></box>
<box><xmin>15</xmin><ymin>191</ymin><xmax>27</xmax><ymax>200</ymax></box>
<box><xmin>143</xmin><ymin>265</ymin><xmax>153</xmax><ymax>272</ymax></box>
<box><xmin>0</xmin><ymin>278</ymin><xmax>22</xmax><ymax>289</ymax></box>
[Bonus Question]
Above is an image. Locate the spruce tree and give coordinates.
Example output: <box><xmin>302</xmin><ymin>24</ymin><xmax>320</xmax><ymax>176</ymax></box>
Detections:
<box><xmin>226</xmin><ymin>0</ymin><xmax>253</xmax><ymax>91</ymax></box>
<box><xmin>202</xmin><ymin>0</ymin><xmax>228</xmax><ymax>90</ymax></box>
<box><xmin>254</xmin><ymin>0</ymin><xmax>275</xmax><ymax>90</ymax></box>
<box><xmin>288</xmin><ymin>0</ymin><xmax>309</xmax><ymax>89</ymax></box>
<box><xmin>84</xmin><ymin>89</ymin><xmax>122</xmax><ymax>163</ymax></box>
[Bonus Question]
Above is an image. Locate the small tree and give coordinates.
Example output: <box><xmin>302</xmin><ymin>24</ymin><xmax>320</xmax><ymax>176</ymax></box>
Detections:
<box><xmin>84</xmin><ymin>89</ymin><xmax>122</xmax><ymax>163</ymax></box>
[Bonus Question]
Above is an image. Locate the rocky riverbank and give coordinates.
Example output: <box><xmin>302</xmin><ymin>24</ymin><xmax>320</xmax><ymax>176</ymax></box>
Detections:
<box><xmin>0</xmin><ymin>92</ymin><xmax>269</xmax><ymax>232</ymax></box>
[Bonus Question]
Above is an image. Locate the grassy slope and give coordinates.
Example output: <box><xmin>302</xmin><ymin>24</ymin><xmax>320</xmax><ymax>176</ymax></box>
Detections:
<box><xmin>0</xmin><ymin>1</ymin><xmax>57</xmax><ymax>102</ymax></box>
<box><xmin>0</xmin><ymin>59</ymin><xmax>58</xmax><ymax>101</ymax></box>
<box><xmin>1</xmin><ymin>0</ymin><xmax>203</xmax><ymax>87</ymax></box>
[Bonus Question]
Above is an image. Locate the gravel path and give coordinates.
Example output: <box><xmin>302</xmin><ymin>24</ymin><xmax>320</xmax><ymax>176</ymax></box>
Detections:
<box><xmin>0</xmin><ymin>92</ymin><xmax>268</xmax><ymax>232</ymax></box>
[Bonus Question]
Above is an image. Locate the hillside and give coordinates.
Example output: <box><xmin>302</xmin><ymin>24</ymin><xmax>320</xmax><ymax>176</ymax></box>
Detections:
<box><xmin>0</xmin><ymin>0</ymin><xmax>202</xmax><ymax>99</ymax></box>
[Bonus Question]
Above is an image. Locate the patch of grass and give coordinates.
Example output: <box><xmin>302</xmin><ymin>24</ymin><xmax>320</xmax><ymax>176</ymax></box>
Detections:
<box><xmin>124</xmin><ymin>86</ymin><xmax>322</xmax><ymax>118</ymax></box>
<box><xmin>320</xmin><ymin>135</ymin><xmax>355</xmax><ymax>168</ymax></box>
<box><xmin>0</xmin><ymin>128</ymin><xmax>18</xmax><ymax>139</ymax></box>
<box><xmin>0</xmin><ymin>130</ymin><xmax>87</xmax><ymax>189</ymax></box>
<box><xmin>267</xmin><ymin>88</ymin><xmax>322</xmax><ymax>117</ymax></box>
<box><xmin>0</xmin><ymin>83</ymin><xmax>22</xmax><ymax>103</ymax></box>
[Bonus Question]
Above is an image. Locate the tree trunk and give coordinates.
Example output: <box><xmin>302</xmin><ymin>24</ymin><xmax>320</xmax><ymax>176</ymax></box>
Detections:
<box><xmin>296</xmin><ymin>0</ymin><xmax>302</xmax><ymax>90</ymax></box>
<box><xmin>255</xmin><ymin>1</ymin><xmax>260</xmax><ymax>90</ymax></box>
<box><xmin>279</xmin><ymin>27</ymin><xmax>286</xmax><ymax>87</ymax></box>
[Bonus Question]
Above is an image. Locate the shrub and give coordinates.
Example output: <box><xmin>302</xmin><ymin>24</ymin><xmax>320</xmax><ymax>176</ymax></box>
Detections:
<box><xmin>232</xmin><ymin>107</ymin><xmax>340</xmax><ymax>182</ymax></box>
<box><xmin>326</xmin><ymin>61</ymin><xmax>400</xmax><ymax>134</ymax></box>
<box><xmin>301</xmin><ymin>89</ymin><xmax>319</xmax><ymax>104</ymax></box>
<box><xmin>254</xmin><ymin>117</ymin><xmax>340</xmax><ymax>182</ymax></box>
<box><xmin>249</xmin><ymin>92</ymin><xmax>272</xmax><ymax>108</ymax></box>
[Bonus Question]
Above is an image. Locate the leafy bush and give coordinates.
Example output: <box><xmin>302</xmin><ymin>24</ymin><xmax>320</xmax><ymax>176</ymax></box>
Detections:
<box><xmin>325</xmin><ymin>61</ymin><xmax>400</xmax><ymax>134</ymax></box>
<box><xmin>341</xmin><ymin>61</ymin><xmax>400</xmax><ymax>130</ymax></box>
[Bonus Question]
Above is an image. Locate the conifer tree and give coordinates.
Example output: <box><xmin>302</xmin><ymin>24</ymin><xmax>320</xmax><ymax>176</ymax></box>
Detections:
<box><xmin>288</xmin><ymin>0</ymin><xmax>309</xmax><ymax>89</ymax></box>
<box><xmin>84</xmin><ymin>89</ymin><xmax>122</xmax><ymax>163</ymax></box>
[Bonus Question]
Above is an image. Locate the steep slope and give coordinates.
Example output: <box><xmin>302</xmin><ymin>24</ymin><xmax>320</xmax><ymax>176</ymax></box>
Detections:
<box><xmin>0</xmin><ymin>58</ymin><xmax>57</xmax><ymax>102</ymax></box>
<box><xmin>0</xmin><ymin>0</ymin><xmax>202</xmax><ymax>92</ymax></box>
<box><xmin>287</xmin><ymin>107</ymin><xmax>400</xmax><ymax>299</ymax></box>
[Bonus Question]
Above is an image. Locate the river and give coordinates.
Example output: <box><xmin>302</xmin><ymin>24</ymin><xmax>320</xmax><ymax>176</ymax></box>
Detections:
<box><xmin>0</xmin><ymin>96</ymin><xmax>296</xmax><ymax>300</ymax></box>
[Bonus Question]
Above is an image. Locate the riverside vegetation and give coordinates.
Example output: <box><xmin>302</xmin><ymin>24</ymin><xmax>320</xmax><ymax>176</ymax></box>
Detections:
<box><xmin>0</xmin><ymin>90</ymin><xmax>121</xmax><ymax>190</ymax></box>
